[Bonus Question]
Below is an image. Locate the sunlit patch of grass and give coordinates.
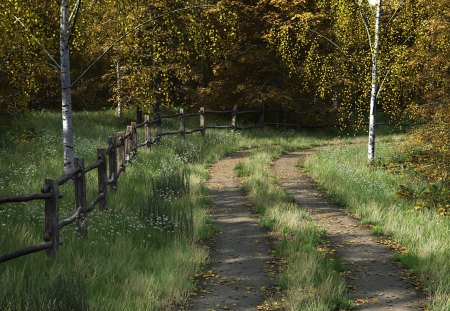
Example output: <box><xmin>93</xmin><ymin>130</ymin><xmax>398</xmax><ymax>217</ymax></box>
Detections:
<box><xmin>304</xmin><ymin>143</ymin><xmax>450</xmax><ymax>310</ymax></box>
<box><xmin>236</xmin><ymin>147</ymin><xmax>350</xmax><ymax>311</ymax></box>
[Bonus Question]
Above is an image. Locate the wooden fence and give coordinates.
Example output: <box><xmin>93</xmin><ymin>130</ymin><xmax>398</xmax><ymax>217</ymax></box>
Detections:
<box><xmin>0</xmin><ymin>105</ymin><xmax>368</xmax><ymax>264</ymax></box>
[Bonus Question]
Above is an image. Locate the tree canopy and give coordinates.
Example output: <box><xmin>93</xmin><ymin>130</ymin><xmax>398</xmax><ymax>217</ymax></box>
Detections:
<box><xmin>0</xmin><ymin>0</ymin><xmax>448</xmax><ymax>125</ymax></box>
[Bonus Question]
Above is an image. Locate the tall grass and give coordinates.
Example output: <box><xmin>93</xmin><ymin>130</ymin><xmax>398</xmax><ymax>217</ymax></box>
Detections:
<box><xmin>0</xmin><ymin>110</ymin><xmax>239</xmax><ymax>310</ymax></box>
<box><xmin>235</xmin><ymin>147</ymin><xmax>350</xmax><ymax>311</ymax></box>
<box><xmin>304</xmin><ymin>142</ymin><xmax>450</xmax><ymax>310</ymax></box>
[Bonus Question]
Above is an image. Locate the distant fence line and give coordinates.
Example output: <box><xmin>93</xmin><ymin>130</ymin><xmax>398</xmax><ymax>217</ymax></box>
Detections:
<box><xmin>0</xmin><ymin>105</ymin><xmax>399</xmax><ymax>264</ymax></box>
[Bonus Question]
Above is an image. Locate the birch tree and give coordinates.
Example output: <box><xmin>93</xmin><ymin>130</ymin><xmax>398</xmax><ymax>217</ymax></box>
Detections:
<box><xmin>367</xmin><ymin>0</ymin><xmax>382</xmax><ymax>163</ymax></box>
<box><xmin>264</xmin><ymin>0</ymin><xmax>418</xmax><ymax>162</ymax></box>
<box><xmin>60</xmin><ymin>0</ymin><xmax>74</xmax><ymax>174</ymax></box>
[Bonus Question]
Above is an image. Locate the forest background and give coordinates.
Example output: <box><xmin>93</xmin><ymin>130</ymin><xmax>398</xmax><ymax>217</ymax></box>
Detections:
<box><xmin>0</xmin><ymin>0</ymin><xmax>448</xmax><ymax>212</ymax></box>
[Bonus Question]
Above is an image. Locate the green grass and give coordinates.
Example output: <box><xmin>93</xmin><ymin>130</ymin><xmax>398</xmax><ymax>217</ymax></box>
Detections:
<box><xmin>1</xmin><ymin>109</ymin><xmax>446</xmax><ymax>310</ymax></box>
<box><xmin>304</xmin><ymin>140</ymin><xmax>450</xmax><ymax>310</ymax></box>
<box><xmin>0</xmin><ymin>109</ymin><xmax>240</xmax><ymax>310</ymax></box>
<box><xmin>0</xmin><ymin>109</ymin><xmax>346</xmax><ymax>310</ymax></box>
<box><xmin>235</xmin><ymin>147</ymin><xmax>351</xmax><ymax>311</ymax></box>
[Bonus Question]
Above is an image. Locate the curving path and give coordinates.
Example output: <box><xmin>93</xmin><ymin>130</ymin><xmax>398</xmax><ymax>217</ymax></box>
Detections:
<box><xmin>187</xmin><ymin>151</ymin><xmax>273</xmax><ymax>311</ymax></box>
<box><xmin>273</xmin><ymin>149</ymin><xmax>425</xmax><ymax>310</ymax></box>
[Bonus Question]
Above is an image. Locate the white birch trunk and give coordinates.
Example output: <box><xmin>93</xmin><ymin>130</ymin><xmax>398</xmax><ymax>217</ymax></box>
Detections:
<box><xmin>116</xmin><ymin>61</ymin><xmax>122</xmax><ymax>117</ymax></box>
<box><xmin>368</xmin><ymin>0</ymin><xmax>382</xmax><ymax>163</ymax></box>
<box><xmin>60</xmin><ymin>0</ymin><xmax>74</xmax><ymax>174</ymax></box>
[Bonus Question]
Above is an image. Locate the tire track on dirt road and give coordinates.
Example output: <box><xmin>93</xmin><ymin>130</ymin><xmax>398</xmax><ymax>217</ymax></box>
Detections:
<box><xmin>187</xmin><ymin>151</ymin><xmax>274</xmax><ymax>311</ymax></box>
<box><xmin>273</xmin><ymin>149</ymin><xmax>425</xmax><ymax>310</ymax></box>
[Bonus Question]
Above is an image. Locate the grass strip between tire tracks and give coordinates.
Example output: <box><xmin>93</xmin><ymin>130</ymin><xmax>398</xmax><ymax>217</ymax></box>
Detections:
<box><xmin>235</xmin><ymin>146</ymin><xmax>351</xmax><ymax>311</ymax></box>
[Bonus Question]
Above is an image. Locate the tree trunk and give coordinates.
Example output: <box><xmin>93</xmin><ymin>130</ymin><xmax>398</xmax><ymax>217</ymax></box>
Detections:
<box><xmin>61</xmin><ymin>0</ymin><xmax>74</xmax><ymax>174</ymax></box>
<box><xmin>368</xmin><ymin>0</ymin><xmax>381</xmax><ymax>163</ymax></box>
<box><xmin>116</xmin><ymin>61</ymin><xmax>122</xmax><ymax>117</ymax></box>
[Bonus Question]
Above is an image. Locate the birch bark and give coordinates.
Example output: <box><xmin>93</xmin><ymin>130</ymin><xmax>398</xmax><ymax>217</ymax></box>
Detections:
<box><xmin>116</xmin><ymin>61</ymin><xmax>122</xmax><ymax>117</ymax></box>
<box><xmin>60</xmin><ymin>0</ymin><xmax>74</xmax><ymax>174</ymax></box>
<box><xmin>368</xmin><ymin>0</ymin><xmax>382</xmax><ymax>163</ymax></box>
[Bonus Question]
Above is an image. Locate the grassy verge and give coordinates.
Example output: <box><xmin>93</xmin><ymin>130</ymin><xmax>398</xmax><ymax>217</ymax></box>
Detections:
<box><xmin>304</xmin><ymin>140</ymin><xmax>450</xmax><ymax>310</ymax></box>
<box><xmin>235</xmin><ymin>147</ymin><xmax>351</xmax><ymax>311</ymax></box>
<box><xmin>0</xmin><ymin>110</ymin><xmax>239</xmax><ymax>310</ymax></box>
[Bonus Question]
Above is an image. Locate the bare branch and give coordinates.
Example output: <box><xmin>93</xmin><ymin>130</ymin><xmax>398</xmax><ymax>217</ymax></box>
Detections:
<box><xmin>353</xmin><ymin>0</ymin><xmax>374</xmax><ymax>55</ymax></box>
<box><xmin>384</xmin><ymin>0</ymin><xmax>405</xmax><ymax>30</ymax></box>
<box><xmin>13</xmin><ymin>16</ymin><xmax>61</xmax><ymax>69</ymax></box>
<box><xmin>69</xmin><ymin>0</ymin><xmax>82</xmax><ymax>23</ymax></box>
<box><xmin>376</xmin><ymin>68</ymin><xmax>390</xmax><ymax>99</ymax></box>
<box><xmin>307</xmin><ymin>28</ymin><xmax>360</xmax><ymax>73</ymax></box>
<box><xmin>377</xmin><ymin>33</ymin><xmax>414</xmax><ymax>98</ymax></box>
<box><xmin>67</xmin><ymin>0</ymin><xmax>82</xmax><ymax>48</ymax></box>
<box><xmin>71</xmin><ymin>5</ymin><xmax>213</xmax><ymax>87</ymax></box>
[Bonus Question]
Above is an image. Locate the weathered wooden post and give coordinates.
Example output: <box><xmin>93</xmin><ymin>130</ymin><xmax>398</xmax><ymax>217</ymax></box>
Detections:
<box><xmin>125</xmin><ymin>125</ymin><xmax>132</xmax><ymax>159</ymax></box>
<box><xmin>108</xmin><ymin>137</ymin><xmax>117</xmax><ymax>192</ymax></box>
<box><xmin>283</xmin><ymin>110</ymin><xmax>287</xmax><ymax>130</ymax></box>
<box><xmin>179</xmin><ymin>108</ymin><xmax>185</xmax><ymax>138</ymax></box>
<box><xmin>199</xmin><ymin>107</ymin><xmax>205</xmax><ymax>136</ymax></box>
<box><xmin>231</xmin><ymin>105</ymin><xmax>237</xmax><ymax>131</ymax></box>
<box><xmin>117</xmin><ymin>132</ymin><xmax>125</xmax><ymax>174</ymax></box>
<box><xmin>44</xmin><ymin>179</ymin><xmax>59</xmax><ymax>259</ymax></box>
<box><xmin>136</xmin><ymin>107</ymin><xmax>143</xmax><ymax>124</ymax></box>
<box><xmin>131</xmin><ymin>122</ymin><xmax>137</xmax><ymax>157</ymax></box>
<box><xmin>74</xmin><ymin>157</ymin><xmax>87</xmax><ymax>236</ymax></box>
<box><xmin>156</xmin><ymin>112</ymin><xmax>162</xmax><ymax>144</ymax></box>
<box><xmin>97</xmin><ymin>149</ymin><xmax>107</xmax><ymax>211</ymax></box>
<box><xmin>144</xmin><ymin>115</ymin><xmax>152</xmax><ymax>148</ymax></box>
<box><xmin>260</xmin><ymin>105</ymin><xmax>265</xmax><ymax>131</ymax></box>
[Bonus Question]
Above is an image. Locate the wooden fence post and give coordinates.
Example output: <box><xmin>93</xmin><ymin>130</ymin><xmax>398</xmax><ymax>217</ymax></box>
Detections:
<box><xmin>156</xmin><ymin>112</ymin><xmax>162</xmax><ymax>144</ymax></box>
<box><xmin>97</xmin><ymin>149</ymin><xmax>107</xmax><ymax>211</ymax></box>
<box><xmin>44</xmin><ymin>179</ymin><xmax>59</xmax><ymax>259</ymax></box>
<box><xmin>136</xmin><ymin>107</ymin><xmax>143</xmax><ymax>124</ymax></box>
<box><xmin>283</xmin><ymin>110</ymin><xmax>287</xmax><ymax>130</ymax></box>
<box><xmin>125</xmin><ymin>125</ymin><xmax>132</xmax><ymax>159</ymax></box>
<box><xmin>117</xmin><ymin>132</ymin><xmax>125</xmax><ymax>174</ymax></box>
<box><xmin>179</xmin><ymin>108</ymin><xmax>185</xmax><ymax>138</ymax></box>
<box><xmin>74</xmin><ymin>157</ymin><xmax>87</xmax><ymax>236</ymax></box>
<box><xmin>108</xmin><ymin>137</ymin><xmax>117</xmax><ymax>191</ymax></box>
<box><xmin>131</xmin><ymin>122</ymin><xmax>137</xmax><ymax>157</ymax></box>
<box><xmin>199</xmin><ymin>107</ymin><xmax>205</xmax><ymax>136</ymax></box>
<box><xmin>260</xmin><ymin>105</ymin><xmax>265</xmax><ymax>131</ymax></box>
<box><xmin>144</xmin><ymin>115</ymin><xmax>151</xmax><ymax>148</ymax></box>
<box><xmin>231</xmin><ymin>105</ymin><xmax>237</xmax><ymax>131</ymax></box>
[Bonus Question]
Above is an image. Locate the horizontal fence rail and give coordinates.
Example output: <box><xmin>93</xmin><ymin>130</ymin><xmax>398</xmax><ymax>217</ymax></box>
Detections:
<box><xmin>0</xmin><ymin>105</ymin><xmax>405</xmax><ymax>264</ymax></box>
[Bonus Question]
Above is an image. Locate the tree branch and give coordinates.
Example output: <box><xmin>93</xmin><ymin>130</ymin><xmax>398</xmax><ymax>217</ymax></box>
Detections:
<box><xmin>306</xmin><ymin>28</ymin><xmax>360</xmax><ymax>73</ymax></box>
<box><xmin>353</xmin><ymin>0</ymin><xmax>374</xmax><ymax>55</ymax></box>
<box><xmin>13</xmin><ymin>16</ymin><xmax>61</xmax><ymax>69</ymax></box>
<box><xmin>384</xmin><ymin>0</ymin><xmax>405</xmax><ymax>31</ymax></box>
<box><xmin>67</xmin><ymin>0</ymin><xmax>82</xmax><ymax>48</ymax></box>
<box><xmin>377</xmin><ymin>33</ymin><xmax>414</xmax><ymax>98</ymax></box>
<box><xmin>71</xmin><ymin>5</ymin><xmax>213</xmax><ymax>87</ymax></box>
<box><xmin>69</xmin><ymin>0</ymin><xmax>81</xmax><ymax>23</ymax></box>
